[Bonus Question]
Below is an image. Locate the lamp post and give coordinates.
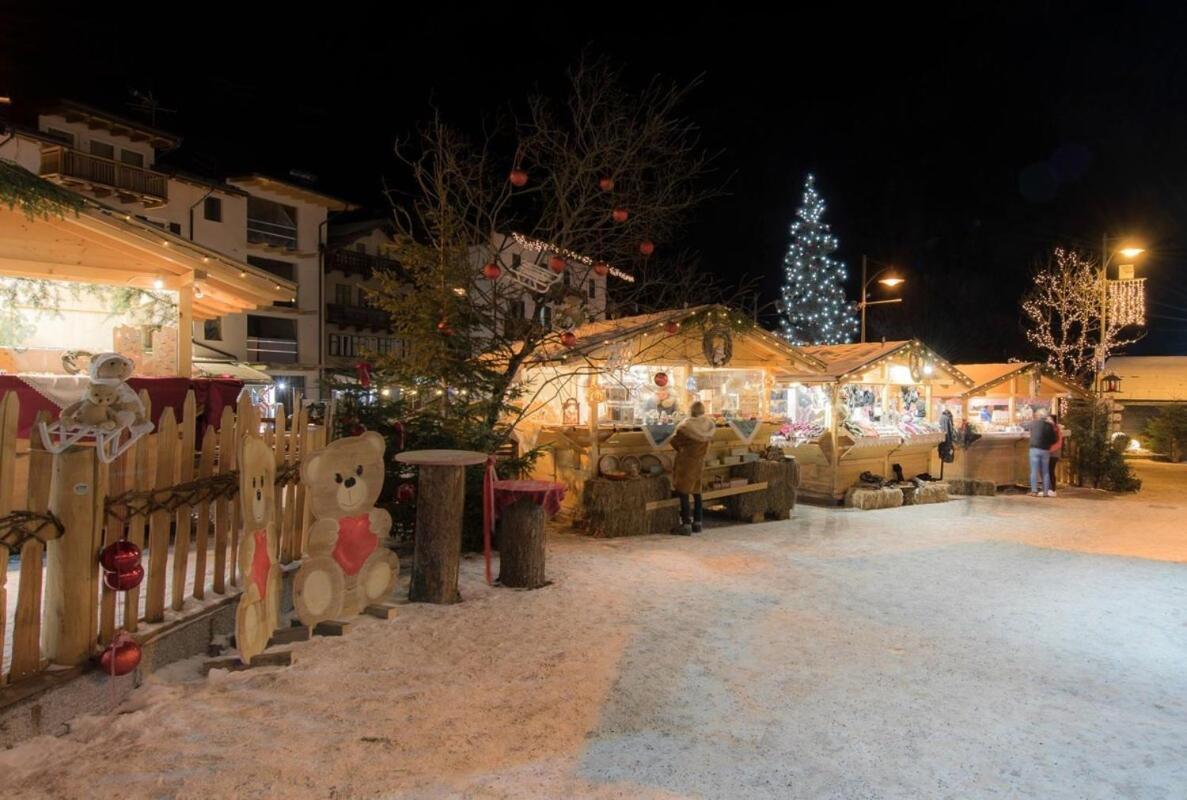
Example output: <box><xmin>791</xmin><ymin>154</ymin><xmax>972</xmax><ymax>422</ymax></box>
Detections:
<box><xmin>859</xmin><ymin>254</ymin><xmax>905</xmax><ymax>343</ymax></box>
<box><xmin>1096</xmin><ymin>235</ymin><xmax>1145</xmax><ymax>394</ymax></box>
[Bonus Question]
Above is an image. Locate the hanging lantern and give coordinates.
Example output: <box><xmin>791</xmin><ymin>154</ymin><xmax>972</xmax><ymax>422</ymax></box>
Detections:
<box><xmin>561</xmin><ymin>331</ymin><xmax>578</xmax><ymax>348</ymax></box>
<box><xmin>437</xmin><ymin>319</ymin><xmax>453</xmax><ymax>336</ymax></box>
<box><xmin>396</xmin><ymin>482</ymin><xmax>416</xmax><ymax>504</ymax></box>
<box><xmin>593</xmin><ymin>262</ymin><xmax>609</xmax><ymax>277</ymax></box>
<box><xmin>654</xmin><ymin>372</ymin><xmax>669</xmax><ymax>388</ymax></box>
<box><xmin>664</xmin><ymin>321</ymin><xmax>679</xmax><ymax>335</ymax></box>
<box><xmin>99</xmin><ymin>540</ymin><xmax>141</xmax><ymax>573</ymax></box>
<box><xmin>103</xmin><ymin>563</ymin><xmax>145</xmax><ymax>592</ymax></box>
<box><xmin>548</xmin><ymin>255</ymin><xmax>567</xmax><ymax>274</ymax></box>
<box><xmin>1102</xmin><ymin>372</ymin><xmax>1122</xmax><ymax>394</ymax></box>
<box><xmin>509</xmin><ymin>169</ymin><xmax>528</xmax><ymax>187</ymax></box>
<box><xmin>98</xmin><ymin>635</ymin><xmax>142</xmax><ymax>677</ymax></box>
<box><xmin>611</xmin><ymin>208</ymin><xmax>629</xmax><ymax>223</ymax></box>
<box><xmin>482</xmin><ymin>261</ymin><xmax>502</xmax><ymax>280</ymax></box>
<box><xmin>639</xmin><ymin>240</ymin><xmax>655</xmax><ymax>256</ymax></box>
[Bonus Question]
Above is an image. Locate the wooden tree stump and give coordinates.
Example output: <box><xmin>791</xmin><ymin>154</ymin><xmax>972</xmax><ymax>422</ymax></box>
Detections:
<box><xmin>498</xmin><ymin>498</ymin><xmax>547</xmax><ymax>589</ymax></box>
<box><xmin>408</xmin><ymin>463</ymin><xmax>465</xmax><ymax>604</ymax></box>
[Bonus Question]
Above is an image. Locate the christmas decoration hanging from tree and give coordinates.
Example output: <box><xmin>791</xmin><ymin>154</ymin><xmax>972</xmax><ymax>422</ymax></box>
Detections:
<box><xmin>777</xmin><ymin>173</ymin><xmax>857</xmax><ymax>345</ymax></box>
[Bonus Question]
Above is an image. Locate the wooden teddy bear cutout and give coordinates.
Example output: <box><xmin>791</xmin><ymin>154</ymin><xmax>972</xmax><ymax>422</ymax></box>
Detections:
<box><xmin>40</xmin><ymin>352</ymin><xmax>153</xmax><ymax>462</ymax></box>
<box><xmin>294</xmin><ymin>431</ymin><xmax>399</xmax><ymax>626</ymax></box>
<box><xmin>235</xmin><ymin>434</ymin><xmax>282</xmax><ymax>663</ymax></box>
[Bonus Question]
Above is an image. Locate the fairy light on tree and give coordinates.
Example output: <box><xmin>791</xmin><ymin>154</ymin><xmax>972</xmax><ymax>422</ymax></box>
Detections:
<box><xmin>777</xmin><ymin>174</ymin><xmax>857</xmax><ymax>345</ymax></box>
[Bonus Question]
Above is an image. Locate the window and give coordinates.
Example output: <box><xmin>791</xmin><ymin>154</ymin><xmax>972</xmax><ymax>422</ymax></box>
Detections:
<box><xmin>89</xmin><ymin>140</ymin><xmax>114</xmax><ymax>159</ymax></box>
<box><xmin>562</xmin><ymin>269</ymin><xmax>571</xmax><ymax>287</ymax></box>
<box><xmin>274</xmin><ymin>377</ymin><xmax>306</xmax><ymax>417</ymax></box>
<box><xmin>203</xmin><ymin>196</ymin><xmax>222</xmax><ymax>222</ymax></box>
<box><xmin>358</xmin><ymin>287</ymin><xmax>371</xmax><ymax>308</ymax></box>
<box><xmin>44</xmin><ymin>128</ymin><xmax>75</xmax><ymax>146</ymax></box>
<box><xmin>203</xmin><ymin>318</ymin><xmax>222</xmax><ymax>341</ymax></box>
<box><xmin>328</xmin><ymin>334</ymin><xmax>340</xmax><ymax>356</ymax></box>
<box><xmin>538</xmin><ymin>304</ymin><xmax>553</xmax><ymax>328</ymax></box>
<box><xmin>335</xmin><ymin>284</ymin><xmax>353</xmax><ymax>306</ymax></box>
<box><xmin>589</xmin><ymin>281</ymin><xmax>596</xmax><ymax>299</ymax></box>
<box><xmin>120</xmin><ymin>149</ymin><xmax>144</xmax><ymax>168</ymax></box>
<box><xmin>511</xmin><ymin>254</ymin><xmax>522</xmax><ymax>269</ymax></box>
<box><xmin>509</xmin><ymin>299</ymin><xmax>526</xmax><ymax>319</ymax></box>
<box><xmin>247</xmin><ymin>196</ymin><xmax>298</xmax><ymax>249</ymax></box>
<box><xmin>246</xmin><ymin>256</ymin><xmax>295</xmax><ymax>282</ymax></box>
<box><xmin>168</xmin><ymin>222</ymin><xmax>182</xmax><ymax>235</ymax></box>
<box><xmin>341</xmin><ymin>336</ymin><xmax>354</xmax><ymax>357</ymax></box>
<box><xmin>246</xmin><ymin>315</ymin><xmax>298</xmax><ymax>363</ymax></box>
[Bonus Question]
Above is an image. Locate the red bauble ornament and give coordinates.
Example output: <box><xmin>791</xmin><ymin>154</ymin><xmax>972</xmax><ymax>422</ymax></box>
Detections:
<box><xmin>664</xmin><ymin>321</ymin><xmax>679</xmax><ymax>334</ymax></box>
<box><xmin>99</xmin><ymin>540</ymin><xmax>141</xmax><ymax>573</ymax></box>
<box><xmin>437</xmin><ymin>319</ymin><xmax>453</xmax><ymax>336</ymax></box>
<box><xmin>548</xmin><ymin>255</ymin><xmax>566</xmax><ymax>274</ymax></box>
<box><xmin>396</xmin><ymin>482</ymin><xmax>416</xmax><ymax>504</ymax></box>
<box><xmin>611</xmin><ymin>208</ymin><xmax>629</xmax><ymax>223</ymax></box>
<box><xmin>593</xmin><ymin>262</ymin><xmax>609</xmax><ymax>277</ymax></box>
<box><xmin>482</xmin><ymin>261</ymin><xmax>502</xmax><ymax>280</ymax></box>
<box><xmin>560</xmin><ymin>331</ymin><xmax>577</xmax><ymax>348</ymax></box>
<box><xmin>99</xmin><ymin>637</ymin><xmax>142</xmax><ymax>677</ymax></box>
<box><xmin>103</xmin><ymin>563</ymin><xmax>144</xmax><ymax>592</ymax></box>
<box><xmin>509</xmin><ymin>169</ymin><xmax>528</xmax><ymax>187</ymax></box>
<box><xmin>654</xmin><ymin>372</ymin><xmax>669</xmax><ymax>387</ymax></box>
<box><xmin>598</xmin><ymin>177</ymin><xmax>615</xmax><ymax>192</ymax></box>
<box><xmin>639</xmin><ymin>240</ymin><xmax>655</xmax><ymax>256</ymax></box>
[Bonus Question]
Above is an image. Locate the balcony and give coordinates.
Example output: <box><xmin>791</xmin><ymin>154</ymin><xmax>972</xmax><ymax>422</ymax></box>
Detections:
<box><xmin>246</xmin><ymin>336</ymin><xmax>298</xmax><ymax>364</ymax></box>
<box><xmin>246</xmin><ymin>218</ymin><xmax>298</xmax><ymax>250</ymax></box>
<box><xmin>40</xmin><ymin>145</ymin><xmax>168</xmax><ymax>206</ymax></box>
<box><xmin>325</xmin><ymin>248</ymin><xmax>402</xmax><ymax>278</ymax></box>
<box><xmin>326</xmin><ymin>303</ymin><xmax>391</xmax><ymax>331</ymax></box>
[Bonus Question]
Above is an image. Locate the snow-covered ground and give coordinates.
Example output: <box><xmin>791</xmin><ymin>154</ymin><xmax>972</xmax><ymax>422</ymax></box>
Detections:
<box><xmin>1</xmin><ymin>460</ymin><xmax>1185</xmax><ymax>799</ymax></box>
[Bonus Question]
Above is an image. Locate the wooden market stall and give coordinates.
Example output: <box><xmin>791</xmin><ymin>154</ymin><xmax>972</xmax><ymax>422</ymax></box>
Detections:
<box><xmin>514</xmin><ymin>306</ymin><xmax>824</xmax><ymax>533</ymax></box>
<box><xmin>937</xmin><ymin>362</ymin><xmax>1088</xmax><ymax>487</ymax></box>
<box><xmin>769</xmin><ymin>340</ymin><xmax>974</xmax><ymax>502</ymax></box>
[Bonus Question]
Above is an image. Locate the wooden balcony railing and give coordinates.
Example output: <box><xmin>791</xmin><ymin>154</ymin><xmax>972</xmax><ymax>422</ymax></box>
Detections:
<box><xmin>325</xmin><ymin>248</ymin><xmax>402</xmax><ymax>278</ymax></box>
<box><xmin>326</xmin><ymin>303</ymin><xmax>391</xmax><ymax>331</ymax></box>
<box><xmin>39</xmin><ymin>145</ymin><xmax>168</xmax><ymax>204</ymax></box>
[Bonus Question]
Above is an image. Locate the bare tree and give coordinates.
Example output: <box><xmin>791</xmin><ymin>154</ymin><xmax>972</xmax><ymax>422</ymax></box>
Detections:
<box><xmin>1021</xmin><ymin>247</ymin><xmax>1143</xmax><ymax>385</ymax></box>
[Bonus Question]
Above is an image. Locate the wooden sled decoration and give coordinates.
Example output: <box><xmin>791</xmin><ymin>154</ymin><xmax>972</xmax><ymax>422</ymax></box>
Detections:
<box><xmin>293</xmin><ymin>431</ymin><xmax>398</xmax><ymax>626</ymax></box>
<box><xmin>38</xmin><ymin>353</ymin><xmax>154</xmax><ymax>463</ymax></box>
<box><xmin>235</xmin><ymin>433</ymin><xmax>282</xmax><ymax>663</ymax></box>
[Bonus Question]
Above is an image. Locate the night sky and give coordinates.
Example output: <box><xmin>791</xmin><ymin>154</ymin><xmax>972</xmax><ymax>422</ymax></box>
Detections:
<box><xmin>3</xmin><ymin>3</ymin><xmax>1186</xmax><ymax>361</ymax></box>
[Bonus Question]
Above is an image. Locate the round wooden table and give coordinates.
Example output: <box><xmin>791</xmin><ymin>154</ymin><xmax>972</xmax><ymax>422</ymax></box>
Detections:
<box><xmin>395</xmin><ymin>449</ymin><xmax>487</xmax><ymax>604</ymax></box>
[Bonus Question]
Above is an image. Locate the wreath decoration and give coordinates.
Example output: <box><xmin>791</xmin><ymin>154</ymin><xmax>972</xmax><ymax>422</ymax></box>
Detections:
<box><xmin>702</xmin><ymin>326</ymin><xmax>733</xmax><ymax>367</ymax></box>
<box><xmin>908</xmin><ymin>350</ymin><xmax>924</xmax><ymax>383</ymax></box>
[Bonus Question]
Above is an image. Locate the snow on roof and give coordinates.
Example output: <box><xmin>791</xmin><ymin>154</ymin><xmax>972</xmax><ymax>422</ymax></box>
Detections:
<box><xmin>955</xmin><ymin>363</ymin><xmax>1088</xmax><ymax>398</ymax></box>
<box><xmin>1104</xmin><ymin>356</ymin><xmax>1187</xmax><ymax>401</ymax></box>
<box><xmin>795</xmin><ymin>341</ymin><xmax>911</xmax><ymax>378</ymax></box>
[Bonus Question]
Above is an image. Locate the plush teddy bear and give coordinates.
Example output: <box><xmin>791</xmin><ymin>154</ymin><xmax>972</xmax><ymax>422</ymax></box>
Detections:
<box><xmin>235</xmin><ymin>434</ymin><xmax>280</xmax><ymax>663</ymax></box>
<box><xmin>294</xmin><ymin>431</ymin><xmax>398</xmax><ymax>623</ymax></box>
<box><xmin>60</xmin><ymin>382</ymin><xmax>122</xmax><ymax>430</ymax></box>
<box><xmin>88</xmin><ymin>352</ymin><xmax>151</xmax><ymax>434</ymax></box>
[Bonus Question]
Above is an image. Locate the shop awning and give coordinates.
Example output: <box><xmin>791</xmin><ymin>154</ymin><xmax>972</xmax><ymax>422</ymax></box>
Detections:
<box><xmin>192</xmin><ymin>359</ymin><xmax>273</xmax><ymax>384</ymax></box>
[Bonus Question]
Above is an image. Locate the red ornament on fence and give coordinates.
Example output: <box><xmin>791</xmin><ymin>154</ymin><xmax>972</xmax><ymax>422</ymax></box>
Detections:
<box><xmin>99</xmin><ymin>634</ymin><xmax>142</xmax><ymax>677</ymax></box>
<box><xmin>396</xmin><ymin>482</ymin><xmax>416</xmax><ymax>504</ymax></box>
<box><xmin>611</xmin><ymin>208</ymin><xmax>629</xmax><ymax>223</ymax></box>
<box><xmin>548</xmin><ymin>255</ymin><xmax>567</xmax><ymax>274</ymax></box>
<box><xmin>654</xmin><ymin>372</ymin><xmax>669</xmax><ymax>387</ymax></box>
<box><xmin>664</xmin><ymin>321</ymin><xmax>679</xmax><ymax>334</ymax></box>
<box><xmin>639</xmin><ymin>240</ymin><xmax>655</xmax><ymax>256</ymax></box>
<box><xmin>99</xmin><ymin>540</ymin><xmax>140</xmax><ymax>573</ymax></box>
<box><xmin>598</xmin><ymin>177</ymin><xmax>615</xmax><ymax>192</ymax></box>
<box><xmin>593</xmin><ymin>262</ymin><xmax>609</xmax><ymax>277</ymax></box>
<box><xmin>103</xmin><ymin>564</ymin><xmax>145</xmax><ymax>592</ymax></box>
<box><xmin>509</xmin><ymin>169</ymin><xmax>529</xmax><ymax>187</ymax></box>
<box><xmin>561</xmin><ymin>331</ymin><xmax>578</xmax><ymax>348</ymax></box>
<box><xmin>482</xmin><ymin>261</ymin><xmax>502</xmax><ymax>280</ymax></box>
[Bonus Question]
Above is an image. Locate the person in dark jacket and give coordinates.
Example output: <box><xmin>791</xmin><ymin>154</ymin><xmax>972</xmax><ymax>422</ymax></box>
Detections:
<box><xmin>1029</xmin><ymin>409</ymin><xmax>1058</xmax><ymax>496</ymax></box>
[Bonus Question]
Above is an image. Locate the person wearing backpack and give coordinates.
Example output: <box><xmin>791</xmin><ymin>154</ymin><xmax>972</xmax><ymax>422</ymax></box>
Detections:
<box><xmin>1028</xmin><ymin>408</ymin><xmax>1058</xmax><ymax>497</ymax></box>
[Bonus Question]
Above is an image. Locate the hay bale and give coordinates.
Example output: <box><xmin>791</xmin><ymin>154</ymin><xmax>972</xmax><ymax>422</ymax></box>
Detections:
<box><xmin>913</xmin><ymin>482</ymin><xmax>949</xmax><ymax>505</ymax></box>
<box><xmin>843</xmin><ymin>485</ymin><xmax>904</xmax><ymax>510</ymax></box>
<box><xmin>723</xmin><ymin>459</ymin><xmax>800</xmax><ymax>520</ymax></box>
<box><xmin>946</xmin><ymin>477</ymin><xmax>996</xmax><ymax>496</ymax></box>
<box><xmin>583</xmin><ymin>474</ymin><xmax>672</xmax><ymax>537</ymax></box>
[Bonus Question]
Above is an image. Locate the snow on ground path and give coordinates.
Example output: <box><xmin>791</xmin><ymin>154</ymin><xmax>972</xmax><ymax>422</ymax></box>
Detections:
<box><xmin>0</xmin><ymin>461</ymin><xmax>1185</xmax><ymax>799</ymax></box>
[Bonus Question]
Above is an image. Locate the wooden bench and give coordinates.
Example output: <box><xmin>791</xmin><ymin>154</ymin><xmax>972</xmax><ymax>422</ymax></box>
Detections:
<box><xmin>644</xmin><ymin>481</ymin><xmax>768</xmax><ymax>519</ymax></box>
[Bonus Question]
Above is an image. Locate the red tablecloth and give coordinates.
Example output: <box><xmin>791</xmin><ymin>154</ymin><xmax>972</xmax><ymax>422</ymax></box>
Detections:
<box><xmin>0</xmin><ymin>376</ymin><xmax>244</xmax><ymax>439</ymax></box>
<box><xmin>492</xmin><ymin>479</ymin><xmax>566</xmax><ymax>519</ymax></box>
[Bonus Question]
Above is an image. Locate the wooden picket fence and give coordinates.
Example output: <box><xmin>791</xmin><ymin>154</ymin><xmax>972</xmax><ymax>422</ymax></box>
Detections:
<box><xmin>0</xmin><ymin>388</ymin><xmax>330</xmax><ymax>686</ymax></box>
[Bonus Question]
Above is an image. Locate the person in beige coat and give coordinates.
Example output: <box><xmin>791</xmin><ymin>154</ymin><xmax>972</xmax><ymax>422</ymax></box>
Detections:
<box><xmin>669</xmin><ymin>401</ymin><xmax>716</xmax><ymax>534</ymax></box>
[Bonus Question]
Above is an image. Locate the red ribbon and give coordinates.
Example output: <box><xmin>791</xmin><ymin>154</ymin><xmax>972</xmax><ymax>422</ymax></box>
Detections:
<box><xmin>482</xmin><ymin>456</ymin><xmax>497</xmax><ymax>585</ymax></box>
<box><xmin>356</xmin><ymin>361</ymin><xmax>372</xmax><ymax>389</ymax></box>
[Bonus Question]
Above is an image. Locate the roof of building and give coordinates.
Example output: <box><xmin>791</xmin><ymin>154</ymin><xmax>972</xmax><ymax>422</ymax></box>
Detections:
<box><xmin>328</xmin><ymin>216</ymin><xmax>395</xmax><ymax>246</ymax></box>
<box><xmin>1104</xmin><ymin>356</ymin><xmax>1187</xmax><ymax>402</ymax></box>
<box><xmin>784</xmin><ymin>340</ymin><xmax>974</xmax><ymax>387</ymax></box>
<box><xmin>228</xmin><ymin>174</ymin><xmax>356</xmax><ymax>211</ymax></box>
<box><xmin>39</xmin><ymin>99</ymin><xmax>180</xmax><ymax>150</ymax></box>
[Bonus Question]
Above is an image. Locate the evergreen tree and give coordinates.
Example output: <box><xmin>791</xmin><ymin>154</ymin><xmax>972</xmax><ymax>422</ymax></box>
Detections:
<box><xmin>778</xmin><ymin>174</ymin><xmax>857</xmax><ymax>345</ymax></box>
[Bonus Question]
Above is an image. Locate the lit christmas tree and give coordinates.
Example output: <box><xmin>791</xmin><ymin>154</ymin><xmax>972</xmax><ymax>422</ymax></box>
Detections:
<box><xmin>777</xmin><ymin>174</ymin><xmax>857</xmax><ymax>345</ymax></box>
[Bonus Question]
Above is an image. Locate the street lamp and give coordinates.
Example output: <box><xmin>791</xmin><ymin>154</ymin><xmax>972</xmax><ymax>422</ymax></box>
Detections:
<box><xmin>1097</xmin><ymin>235</ymin><xmax>1147</xmax><ymax>393</ymax></box>
<box><xmin>859</xmin><ymin>255</ymin><xmax>905</xmax><ymax>343</ymax></box>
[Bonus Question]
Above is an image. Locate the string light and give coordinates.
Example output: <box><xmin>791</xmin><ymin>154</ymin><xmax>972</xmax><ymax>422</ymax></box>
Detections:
<box><xmin>1107</xmin><ymin>278</ymin><xmax>1146</xmax><ymax>327</ymax></box>
<box><xmin>509</xmin><ymin>232</ymin><xmax>636</xmax><ymax>283</ymax></box>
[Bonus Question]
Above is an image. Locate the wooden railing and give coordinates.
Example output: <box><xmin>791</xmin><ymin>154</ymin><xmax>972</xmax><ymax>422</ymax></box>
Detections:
<box><xmin>325</xmin><ymin>249</ymin><xmax>401</xmax><ymax>278</ymax></box>
<box><xmin>39</xmin><ymin>145</ymin><xmax>168</xmax><ymax>204</ymax></box>
<box><xmin>246</xmin><ymin>336</ymin><xmax>299</xmax><ymax>364</ymax></box>
<box><xmin>0</xmin><ymin>389</ymin><xmax>329</xmax><ymax>685</ymax></box>
<box><xmin>326</xmin><ymin>302</ymin><xmax>391</xmax><ymax>330</ymax></box>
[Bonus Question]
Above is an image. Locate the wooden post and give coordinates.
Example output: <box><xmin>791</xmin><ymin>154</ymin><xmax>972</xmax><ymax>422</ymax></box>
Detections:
<box><xmin>497</xmin><ymin>498</ymin><xmax>547</xmax><ymax>589</ymax></box>
<box><xmin>193</xmin><ymin>427</ymin><xmax>216</xmax><ymax>600</ymax></box>
<box><xmin>0</xmin><ymin>392</ymin><xmax>18</xmax><ymax>683</ymax></box>
<box><xmin>171</xmin><ymin>391</ymin><xmax>196</xmax><ymax>611</ymax></box>
<box><xmin>9</xmin><ymin>411</ymin><xmax>54</xmax><ymax>681</ymax></box>
<box><xmin>408</xmin><ymin>464</ymin><xmax>465</xmax><ymax>604</ymax></box>
<box><xmin>177</xmin><ymin>283</ymin><xmax>193</xmax><ymax>377</ymax></box>
<box><xmin>124</xmin><ymin>393</ymin><xmax>153</xmax><ymax>631</ymax></box>
<box><xmin>44</xmin><ymin>447</ymin><xmax>103</xmax><ymax>666</ymax></box>
<box><xmin>213</xmin><ymin>406</ymin><xmax>235</xmax><ymax>594</ymax></box>
<box><xmin>145</xmin><ymin>409</ymin><xmax>177</xmax><ymax>622</ymax></box>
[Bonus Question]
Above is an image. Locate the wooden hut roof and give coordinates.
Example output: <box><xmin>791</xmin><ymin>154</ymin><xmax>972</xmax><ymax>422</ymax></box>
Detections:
<box><xmin>781</xmin><ymin>339</ymin><xmax>974</xmax><ymax>387</ymax></box>
<box><xmin>956</xmin><ymin>362</ymin><xmax>1088</xmax><ymax>399</ymax></box>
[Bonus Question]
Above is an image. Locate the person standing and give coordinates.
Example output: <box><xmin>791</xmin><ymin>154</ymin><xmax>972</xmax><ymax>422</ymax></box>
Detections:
<box><xmin>1048</xmin><ymin>413</ymin><xmax>1064</xmax><ymax>495</ymax></box>
<box><xmin>1029</xmin><ymin>408</ymin><xmax>1057</xmax><ymax>497</ymax></box>
<box><xmin>670</xmin><ymin>401</ymin><xmax>715</xmax><ymax>534</ymax></box>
